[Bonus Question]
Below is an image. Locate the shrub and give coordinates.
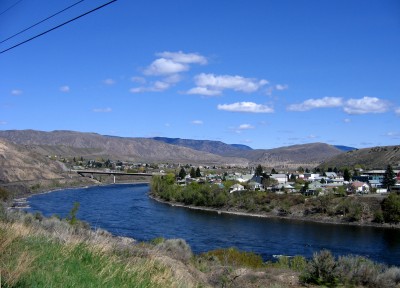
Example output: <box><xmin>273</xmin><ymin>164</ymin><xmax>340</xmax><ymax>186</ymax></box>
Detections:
<box><xmin>381</xmin><ymin>193</ymin><xmax>400</xmax><ymax>223</ymax></box>
<box><xmin>201</xmin><ymin>247</ymin><xmax>264</xmax><ymax>269</ymax></box>
<box><xmin>300</xmin><ymin>250</ymin><xmax>337</xmax><ymax>286</ymax></box>
<box><xmin>335</xmin><ymin>255</ymin><xmax>383</xmax><ymax>286</ymax></box>
<box><xmin>290</xmin><ymin>255</ymin><xmax>307</xmax><ymax>272</ymax></box>
<box><xmin>375</xmin><ymin>267</ymin><xmax>400</xmax><ymax>288</ymax></box>
<box><xmin>0</xmin><ymin>187</ymin><xmax>10</xmax><ymax>201</ymax></box>
<box><xmin>0</xmin><ymin>202</ymin><xmax>7</xmax><ymax>221</ymax></box>
<box><xmin>373</xmin><ymin>209</ymin><xmax>384</xmax><ymax>223</ymax></box>
<box><xmin>156</xmin><ymin>238</ymin><xmax>193</xmax><ymax>263</ymax></box>
<box><xmin>150</xmin><ymin>237</ymin><xmax>165</xmax><ymax>245</ymax></box>
<box><xmin>67</xmin><ymin>202</ymin><xmax>80</xmax><ymax>225</ymax></box>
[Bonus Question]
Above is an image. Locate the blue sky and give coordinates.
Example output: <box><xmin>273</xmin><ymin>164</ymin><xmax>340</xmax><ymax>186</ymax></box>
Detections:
<box><xmin>1</xmin><ymin>0</ymin><xmax>399</xmax><ymax>149</ymax></box>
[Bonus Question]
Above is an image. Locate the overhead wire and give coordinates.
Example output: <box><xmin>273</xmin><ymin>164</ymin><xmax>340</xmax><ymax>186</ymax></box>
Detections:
<box><xmin>0</xmin><ymin>0</ymin><xmax>24</xmax><ymax>17</ymax></box>
<box><xmin>0</xmin><ymin>0</ymin><xmax>117</xmax><ymax>54</ymax></box>
<box><xmin>1</xmin><ymin>0</ymin><xmax>86</xmax><ymax>44</ymax></box>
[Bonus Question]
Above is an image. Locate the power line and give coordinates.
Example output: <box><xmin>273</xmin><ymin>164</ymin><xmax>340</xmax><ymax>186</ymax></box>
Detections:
<box><xmin>1</xmin><ymin>0</ymin><xmax>86</xmax><ymax>44</ymax></box>
<box><xmin>0</xmin><ymin>0</ymin><xmax>23</xmax><ymax>17</ymax></box>
<box><xmin>0</xmin><ymin>0</ymin><xmax>117</xmax><ymax>54</ymax></box>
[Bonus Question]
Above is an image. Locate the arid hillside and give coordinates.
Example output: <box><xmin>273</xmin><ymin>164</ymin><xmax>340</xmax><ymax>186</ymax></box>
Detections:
<box><xmin>0</xmin><ymin>130</ymin><xmax>346</xmax><ymax>169</ymax></box>
<box><xmin>319</xmin><ymin>145</ymin><xmax>400</xmax><ymax>169</ymax></box>
<box><xmin>0</xmin><ymin>138</ymin><xmax>65</xmax><ymax>183</ymax></box>
<box><xmin>0</xmin><ymin>130</ymin><xmax>248</xmax><ymax>166</ymax></box>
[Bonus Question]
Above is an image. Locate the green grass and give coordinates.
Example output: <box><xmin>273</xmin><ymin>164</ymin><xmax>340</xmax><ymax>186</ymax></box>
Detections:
<box><xmin>0</xmin><ymin>222</ymin><xmax>182</xmax><ymax>288</ymax></box>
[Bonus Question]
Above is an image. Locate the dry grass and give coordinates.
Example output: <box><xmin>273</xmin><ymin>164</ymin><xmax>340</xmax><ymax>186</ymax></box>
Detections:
<box><xmin>0</xmin><ymin>210</ymin><xmax>206</xmax><ymax>288</ymax></box>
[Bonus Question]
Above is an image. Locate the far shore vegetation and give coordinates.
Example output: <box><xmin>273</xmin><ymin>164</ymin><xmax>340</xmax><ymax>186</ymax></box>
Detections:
<box><xmin>150</xmin><ymin>167</ymin><xmax>400</xmax><ymax>226</ymax></box>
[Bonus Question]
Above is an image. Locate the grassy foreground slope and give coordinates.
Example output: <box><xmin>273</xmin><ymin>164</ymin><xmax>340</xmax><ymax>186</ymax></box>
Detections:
<box><xmin>2</xmin><ymin>203</ymin><xmax>400</xmax><ymax>288</ymax></box>
<box><xmin>0</xmin><ymin>212</ymin><xmax>202</xmax><ymax>288</ymax></box>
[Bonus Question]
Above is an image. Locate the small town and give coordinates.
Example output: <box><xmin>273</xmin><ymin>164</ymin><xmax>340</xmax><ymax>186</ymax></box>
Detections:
<box><xmin>63</xmin><ymin>154</ymin><xmax>400</xmax><ymax>196</ymax></box>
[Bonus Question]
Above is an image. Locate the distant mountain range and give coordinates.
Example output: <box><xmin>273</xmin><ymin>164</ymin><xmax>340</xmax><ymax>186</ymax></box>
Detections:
<box><xmin>151</xmin><ymin>137</ymin><xmax>253</xmax><ymax>157</ymax></box>
<box><xmin>0</xmin><ymin>129</ymin><xmax>358</xmax><ymax>169</ymax></box>
<box><xmin>333</xmin><ymin>145</ymin><xmax>358</xmax><ymax>152</ymax></box>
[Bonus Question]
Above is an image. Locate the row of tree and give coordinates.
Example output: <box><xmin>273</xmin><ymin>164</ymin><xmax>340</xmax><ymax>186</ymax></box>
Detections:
<box><xmin>178</xmin><ymin>167</ymin><xmax>201</xmax><ymax>179</ymax></box>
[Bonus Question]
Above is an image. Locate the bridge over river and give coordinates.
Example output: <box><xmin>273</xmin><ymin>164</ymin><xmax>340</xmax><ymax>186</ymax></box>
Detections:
<box><xmin>73</xmin><ymin>170</ymin><xmax>163</xmax><ymax>184</ymax></box>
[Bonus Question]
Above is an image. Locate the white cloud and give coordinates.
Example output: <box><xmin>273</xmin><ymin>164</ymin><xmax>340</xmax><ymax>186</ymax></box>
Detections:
<box><xmin>163</xmin><ymin>74</ymin><xmax>182</xmax><ymax>84</ymax></box>
<box><xmin>384</xmin><ymin>132</ymin><xmax>400</xmax><ymax>139</ymax></box>
<box><xmin>344</xmin><ymin>96</ymin><xmax>389</xmax><ymax>114</ymax></box>
<box><xmin>59</xmin><ymin>85</ymin><xmax>70</xmax><ymax>93</ymax></box>
<box><xmin>93</xmin><ymin>107</ymin><xmax>112</xmax><ymax>113</ymax></box>
<box><xmin>103</xmin><ymin>78</ymin><xmax>115</xmax><ymax>85</ymax></box>
<box><xmin>144</xmin><ymin>51</ymin><xmax>207</xmax><ymax>76</ymax></box>
<box><xmin>275</xmin><ymin>84</ymin><xmax>288</xmax><ymax>90</ymax></box>
<box><xmin>131</xmin><ymin>76</ymin><xmax>147</xmax><ymax>84</ymax></box>
<box><xmin>344</xmin><ymin>118</ymin><xmax>351</xmax><ymax>123</ymax></box>
<box><xmin>130</xmin><ymin>81</ymin><xmax>170</xmax><ymax>93</ymax></box>
<box><xmin>144</xmin><ymin>58</ymin><xmax>189</xmax><ymax>76</ymax></box>
<box><xmin>217</xmin><ymin>102</ymin><xmax>274</xmax><ymax>113</ymax></box>
<box><xmin>11</xmin><ymin>89</ymin><xmax>22</xmax><ymax>96</ymax></box>
<box><xmin>191</xmin><ymin>73</ymin><xmax>268</xmax><ymax>95</ymax></box>
<box><xmin>237</xmin><ymin>124</ymin><xmax>255</xmax><ymax>130</ymax></box>
<box><xmin>0</xmin><ymin>121</ymin><xmax>7</xmax><ymax>125</ymax></box>
<box><xmin>191</xmin><ymin>120</ymin><xmax>203</xmax><ymax>125</ymax></box>
<box><xmin>395</xmin><ymin>107</ymin><xmax>400</xmax><ymax>116</ymax></box>
<box><xmin>156</xmin><ymin>51</ymin><xmax>207</xmax><ymax>65</ymax></box>
<box><xmin>186</xmin><ymin>87</ymin><xmax>222</xmax><ymax>96</ymax></box>
<box><xmin>287</xmin><ymin>97</ymin><xmax>343</xmax><ymax>111</ymax></box>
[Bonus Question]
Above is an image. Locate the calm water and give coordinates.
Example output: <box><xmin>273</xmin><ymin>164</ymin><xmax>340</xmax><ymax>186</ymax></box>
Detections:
<box><xmin>26</xmin><ymin>183</ymin><xmax>400</xmax><ymax>266</ymax></box>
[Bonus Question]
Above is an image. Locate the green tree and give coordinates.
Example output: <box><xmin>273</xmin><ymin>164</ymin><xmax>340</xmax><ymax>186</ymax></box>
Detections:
<box><xmin>190</xmin><ymin>167</ymin><xmax>196</xmax><ymax>178</ymax></box>
<box><xmin>178</xmin><ymin>167</ymin><xmax>186</xmax><ymax>179</ymax></box>
<box><xmin>255</xmin><ymin>164</ymin><xmax>263</xmax><ymax>176</ymax></box>
<box><xmin>67</xmin><ymin>202</ymin><xmax>80</xmax><ymax>225</ymax></box>
<box><xmin>382</xmin><ymin>164</ymin><xmax>396</xmax><ymax>190</ymax></box>
<box><xmin>302</xmin><ymin>182</ymin><xmax>309</xmax><ymax>193</ymax></box>
<box><xmin>381</xmin><ymin>193</ymin><xmax>400</xmax><ymax>223</ymax></box>
<box><xmin>271</xmin><ymin>168</ymin><xmax>277</xmax><ymax>174</ymax></box>
<box><xmin>195</xmin><ymin>167</ymin><xmax>201</xmax><ymax>178</ymax></box>
<box><xmin>343</xmin><ymin>168</ymin><xmax>351</xmax><ymax>181</ymax></box>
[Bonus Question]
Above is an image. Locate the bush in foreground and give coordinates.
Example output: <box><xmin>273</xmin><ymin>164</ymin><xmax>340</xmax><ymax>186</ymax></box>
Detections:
<box><xmin>300</xmin><ymin>250</ymin><xmax>400</xmax><ymax>287</ymax></box>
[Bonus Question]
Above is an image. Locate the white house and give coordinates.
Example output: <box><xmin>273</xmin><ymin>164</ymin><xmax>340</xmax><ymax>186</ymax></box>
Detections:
<box><xmin>248</xmin><ymin>181</ymin><xmax>264</xmax><ymax>191</ymax></box>
<box><xmin>303</xmin><ymin>173</ymin><xmax>320</xmax><ymax>181</ymax></box>
<box><xmin>325</xmin><ymin>172</ymin><xmax>338</xmax><ymax>179</ymax></box>
<box><xmin>270</xmin><ymin>174</ymin><xmax>288</xmax><ymax>184</ymax></box>
<box><xmin>349</xmin><ymin>181</ymin><xmax>370</xmax><ymax>194</ymax></box>
<box><xmin>229</xmin><ymin>184</ymin><xmax>245</xmax><ymax>193</ymax></box>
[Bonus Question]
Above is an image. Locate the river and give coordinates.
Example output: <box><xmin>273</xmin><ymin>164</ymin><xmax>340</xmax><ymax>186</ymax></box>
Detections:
<box><xmin>26</xmin><ymin>183</ymin><xmax>400</xmax><ymax>266</ymax></box>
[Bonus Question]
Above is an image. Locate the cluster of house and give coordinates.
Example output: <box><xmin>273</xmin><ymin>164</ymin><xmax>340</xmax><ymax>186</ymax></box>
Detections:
<box><xmin>177</xmin><ymin>168</ymin><xmax>400</xmax><ymax>196</ymax></box>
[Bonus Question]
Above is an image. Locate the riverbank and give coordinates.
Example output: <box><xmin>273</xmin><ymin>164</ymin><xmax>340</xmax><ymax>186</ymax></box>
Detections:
<box><xmin>6</xmin><ymin>178</ymin><xmax>150</xmax><ymax>209</ymax></box>
<box><xmin>3</xmin><ymin>187</ymin><xmax>400</xmax><ymax>288</ymax></box>
<box><xmin>149</xmin><ymin>194</ymin><xmax>400</xmax><ymax>230</ymax></box>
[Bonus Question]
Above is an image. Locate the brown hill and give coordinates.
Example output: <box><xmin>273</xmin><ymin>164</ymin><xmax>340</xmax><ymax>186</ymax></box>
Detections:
<box><xmin>0</xmin><ymin>138</ymin><xmax>65</xmax><ymax>184</ymax></box>
<box><xmin>0</xmin><ymin>130</ymin><xmax>347</xmax><ymax>169</ymax></box>
<box><xmin>319</xmin><ymin>145</ymin><xmax>400</xmax><ymax>170</ymax></box>
<box><xmin>0</xmin><ymin>130</ymin><xmax>248</xmax><ymax>166</ymax></box>
<box><xmin>243</xmin><ymin>143</ymin><xmax>344</xmax><ymax>169</ymax></box>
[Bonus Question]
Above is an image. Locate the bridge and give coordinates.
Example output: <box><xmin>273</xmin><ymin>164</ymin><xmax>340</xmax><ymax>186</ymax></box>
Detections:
<box><xmin>73</xmin><ymin>170</ymin><xmax>162</xmax><ymax>184</ymax></box>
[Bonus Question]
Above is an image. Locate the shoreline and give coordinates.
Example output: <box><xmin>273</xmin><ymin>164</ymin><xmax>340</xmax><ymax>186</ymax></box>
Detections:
<box><xmin>8</xmin><ymin>181</ymin><xmax>150</xmax><ymax>208</ymax></box>
<box><xmin>149</xmin><ymin>194</ymin><xmax>400</xmax><ymax>230</ymax></box>
<box><xmin>8</xmin><ymin>182</ymin><xmax>399</xmax><ymax>230</ymax></box>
